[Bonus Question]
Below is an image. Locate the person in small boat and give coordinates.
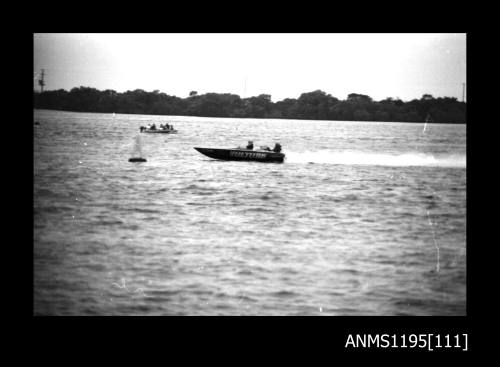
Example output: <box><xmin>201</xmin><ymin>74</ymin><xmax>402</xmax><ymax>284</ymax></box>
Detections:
<box><xmin>170</xmin><ymin>125</ymin><xmax>174</xmax><ymax>130</ymax></box>
<box><xmin>246</xmin><ymin>140</ymin><xmax>254</xmax><ymax>150</ymax></box>
<box><xmin>165</xmin><ymin>123</ymin><xmax>170</xmax><ymax>130</ymax></box>
<box><xmin>140</xmin><ymin>126</ymin><xmax>145</xmax><ymax>132</ymax></box>
<box><xmin>151</xmin><ymin>124</ymin><xmax>156</xmax><ymax>130</ymax></box>
<box><xmin>273</xmin><ymin>143</ymin><xmax>282</xmax><ymax>152</ymax></box>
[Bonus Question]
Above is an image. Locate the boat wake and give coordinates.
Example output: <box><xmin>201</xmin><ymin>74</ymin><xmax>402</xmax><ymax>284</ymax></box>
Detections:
<box><xmin>285</xmin><ymin>150</ymin><xmax>466</xmax><ymax>168</ymax></box>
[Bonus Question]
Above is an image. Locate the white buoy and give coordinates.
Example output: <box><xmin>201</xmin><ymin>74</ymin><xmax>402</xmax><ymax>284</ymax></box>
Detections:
<box><xmin>129</xmin><ymin>134</ymin><xmax>147</xmax><ymax>162</ymax></box>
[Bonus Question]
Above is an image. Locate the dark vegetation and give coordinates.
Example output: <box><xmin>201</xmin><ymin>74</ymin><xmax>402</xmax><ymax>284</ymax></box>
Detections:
<box><xmin>34</xmin><ymin>88</ymin><xmax>466</xmax><ymax>123</ymax></box>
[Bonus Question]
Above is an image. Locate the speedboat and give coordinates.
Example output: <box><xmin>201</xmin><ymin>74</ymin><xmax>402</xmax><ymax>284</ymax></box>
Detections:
<box><xmin>194</xmin><ymin>147</ymin><xmax>285</xmax><ymax>163</ymax></box>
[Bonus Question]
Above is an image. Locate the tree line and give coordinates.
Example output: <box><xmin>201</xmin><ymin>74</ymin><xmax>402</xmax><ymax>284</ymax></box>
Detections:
<box><xmin>33</xmin><ymin>87</ymin><xmax>466</xmax><ymax>124</ymax></box>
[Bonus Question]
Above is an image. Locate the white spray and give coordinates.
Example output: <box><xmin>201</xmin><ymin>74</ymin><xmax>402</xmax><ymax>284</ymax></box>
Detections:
<box><xmin>285</xmin><ymin>150</ymin><xmax>466</xmax><ymax>168</ymax></box>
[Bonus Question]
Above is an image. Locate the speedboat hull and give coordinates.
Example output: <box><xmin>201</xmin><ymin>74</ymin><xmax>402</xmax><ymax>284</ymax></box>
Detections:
<box><xmin>142</xmin><ymin>129</ymin><xmax>178</xmax><ymax>134</ymax></box>
<box><xmin>194</xmin><ymin>147</ymin><xmax>285</xmax><ymax>163</ymax></box>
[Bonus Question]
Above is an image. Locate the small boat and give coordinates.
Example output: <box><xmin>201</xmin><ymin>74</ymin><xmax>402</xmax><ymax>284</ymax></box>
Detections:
<box><xmin>194</xmin><ymin>147</ymin><xmax>285</xmax><ymax>163</ymax></box>
<box><xmin>129</xmin><ymin>157</ymin><xmax>147</xmax><ymax>162</ymax></box>
<box><xmin>141</xmin><ymin>129</ymin><xmax>178</xmax><ymax>134</ymax></box>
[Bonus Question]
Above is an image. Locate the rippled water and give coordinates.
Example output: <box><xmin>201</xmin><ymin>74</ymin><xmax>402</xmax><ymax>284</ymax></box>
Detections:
<box><xmin>34</xmin><ymin>109</ymin><xmax>466</xmax><ymax>315</ymax></box>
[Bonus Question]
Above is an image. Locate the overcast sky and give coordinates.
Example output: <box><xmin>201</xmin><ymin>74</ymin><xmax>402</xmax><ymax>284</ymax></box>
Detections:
<box><xmin>33</xmin><ymin>33</ymin><xmax>466</xmax><ymax>102</ymax></box>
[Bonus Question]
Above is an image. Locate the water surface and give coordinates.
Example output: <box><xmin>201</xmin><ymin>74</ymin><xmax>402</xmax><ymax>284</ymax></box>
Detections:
<box><xmin>34</xmin><ymin>110</ymin><xmax>466</xmax><ymax>315</ymax></box>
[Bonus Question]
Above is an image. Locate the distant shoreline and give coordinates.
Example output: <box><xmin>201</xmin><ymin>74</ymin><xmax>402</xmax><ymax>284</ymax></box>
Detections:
<box><xmin>33</xmin><ymin>109</ymin><xmax>467</xmax><ymax>126</ymax></box>
<box><xmin>34</xmin><ymin>88</ymin><xmax>466</xmax><ymax>124</ymax></box>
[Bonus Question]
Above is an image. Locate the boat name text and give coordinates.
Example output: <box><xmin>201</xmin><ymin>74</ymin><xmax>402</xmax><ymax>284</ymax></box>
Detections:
<box><xmin>229</xmin><ymin>151</ymin><xmax>267</xmax><ymax>159</ymax></box>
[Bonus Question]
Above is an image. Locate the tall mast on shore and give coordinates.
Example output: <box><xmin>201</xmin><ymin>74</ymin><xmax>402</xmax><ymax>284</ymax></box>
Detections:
<box><xmin>462</xmin><ymin>82</ymin><xmax>465</xmax><ymax>102</ymax></box>
<box><xmin>38</xmin><ymin>69</ymin><xmax>45</xmax><ymax>93</ymax></box>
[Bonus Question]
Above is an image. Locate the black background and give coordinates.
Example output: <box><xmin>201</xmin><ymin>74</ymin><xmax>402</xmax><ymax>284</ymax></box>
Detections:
<box><xmin>24</xmin><ymin>6</ymin><xmax>484</xmax><ymax>359</ymax></box>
